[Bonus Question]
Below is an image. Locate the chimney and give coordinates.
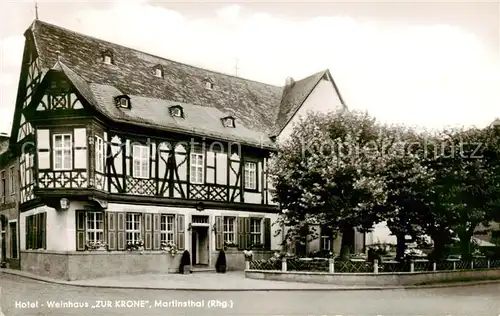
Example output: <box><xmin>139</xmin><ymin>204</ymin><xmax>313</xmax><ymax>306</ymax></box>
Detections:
<box><xmin>285</xmin><ymin>76</ymin><xmax>294</xmax><ymax>86</ymax></box>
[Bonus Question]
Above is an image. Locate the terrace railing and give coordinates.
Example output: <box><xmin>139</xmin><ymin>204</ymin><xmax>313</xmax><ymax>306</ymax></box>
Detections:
<box><xmin>247</xmin><ymin>257</ymin><xmax>500</xmax><ymax>274</ymax></box>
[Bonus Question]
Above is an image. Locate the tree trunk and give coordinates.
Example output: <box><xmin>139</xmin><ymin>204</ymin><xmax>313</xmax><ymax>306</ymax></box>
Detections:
<box><xmin>396</xmin><ymin>234</ymin><xmax>406</xmax><ymax>261</ymax></box>
<box><xmin>428</xmin><ymin>232</ymin><xmax>448</xmax><ymax>261</ymax></box>
<box><xmin>458</xmin><ymin>233</ymin><xmax>473</xmax><ymax>261</ymax></box>
<box><xmin>340</xmin><ymin>227</ymin><xmax>354</xmax><ymax>260</ymax></box>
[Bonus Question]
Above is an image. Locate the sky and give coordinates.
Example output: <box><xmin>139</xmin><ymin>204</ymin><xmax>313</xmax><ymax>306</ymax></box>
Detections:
<box><xmin>0</xmin><ymin>0</ymin><xmax>499</xmax><ymax>135</ymax></box>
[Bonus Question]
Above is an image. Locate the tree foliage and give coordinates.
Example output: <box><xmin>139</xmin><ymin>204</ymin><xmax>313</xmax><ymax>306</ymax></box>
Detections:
<box><xmin>271</xmin><ymin>109</ymin><xmax>500</xmax><ymax>261</ymax></box>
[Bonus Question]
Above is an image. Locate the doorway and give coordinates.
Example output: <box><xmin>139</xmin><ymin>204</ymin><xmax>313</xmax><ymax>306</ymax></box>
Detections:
<box><xmin>10</xmin><ymin>222</ymin><xmax>17</xmax><ymax>259</ymax></box>
<box><xmin>191</xmin><ymin>226</ymin><xmax>209</xmax><ymax>265</ymax></box>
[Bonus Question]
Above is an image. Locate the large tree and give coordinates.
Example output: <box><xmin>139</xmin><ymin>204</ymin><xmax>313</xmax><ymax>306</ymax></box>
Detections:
<box><xmin>269</xmin><ymin>110</ymin><xmax>388</xmax><ymax>259</ymax></box>
<box><xmin>376</xmin><ymin>126</ymin><xmax>437</xmax><ymax>260</ymax></box>
<box><xmin>431</xmin><ymin>126</ymin><xmax>500</xmax><ymax>260</ymax></box>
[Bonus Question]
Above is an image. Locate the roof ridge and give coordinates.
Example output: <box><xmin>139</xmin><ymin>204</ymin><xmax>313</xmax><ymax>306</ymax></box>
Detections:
<box><xmin>33</xmin><ymin>19</ymin><xmax>283</xmax><ymax>89</ymax></box>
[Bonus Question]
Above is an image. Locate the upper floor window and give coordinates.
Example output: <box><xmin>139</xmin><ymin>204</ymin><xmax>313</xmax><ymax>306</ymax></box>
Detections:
<box><xmin>169</xmin><ymin>106</ymin><xmax>184</xmax><ymax>118</ymax></box>
<box><xmin>95</xmin><ymin>136</ymin><xmax>104</xmax><ymax>173</ymax></box>
<box><xmin>190</xmin><ymin>153</ymin><xmax>204</xmax><ymax>184</ymax></box>
<box><xmin>203</xmin><ymin>77</ymin><xmax>215</xmax><ymax>90</ymax></box>
<box><xmin>9</xmin><ymin>166</ymin><xmax>15</xmax><ymax>195</ymax></box>
<box><xmin>132</xmin><ymin>145</ymin><xmax>149</xmax><ymax>179</ymax></box>
<box><xmin>223</xmin><ymin>217</ymin><xmax>235</xmax><ymax>243</ymax></box>
<box><xmin>114</xmin><ymin>95</ymin><xmax>131</xmax><ymax>109</ymax></box>
<box><xmin>126</xmin><ymin>213</ymin><xmax>142</xmax><ymax>244</ymax></box>
<box><xmin>154</xmin><ymin>66</ymin><xmax>164</xmax><ymax>78</ymax></box>
<box><xmin>244</xmin><ymin>162</ymin><xmax>257</xmax><ymax>190</ymax></box>
<box><xmin>0</xmin><ymin>171</ymin><xmax>5</xmax><ymax>199</ymax></box>
<box><xmin>102</xmin><ymin>50</ymin><xmax>113</xmax><ymax>65</ymax></box>
<box><xmin>160</xmin><ymin>214</ymin><xmax>175</xmax><ymax>243</ymax></box>
<box><xmin>53</xmin><ymin>134</ymin><xmax>72</xmax><ymax>170</ymax></box>
<box><xmin>221</xmin><ymin>116</ymin><xmax>235</xmax><ymax>128</ymax></box>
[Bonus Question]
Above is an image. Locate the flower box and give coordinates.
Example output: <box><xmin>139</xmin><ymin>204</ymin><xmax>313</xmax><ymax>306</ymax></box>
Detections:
<box><xmin>126</xmin><ymin>240</ymin><xmax>144</xmax><ymax>251</ymax></box>
<box><xmin>160</xmin><ymin>241</ymin><xmax>179</xmax><ymax>256</ymax></box>
<box><xmin>86</xmin><ymin>241</ymin><xmax>108</xmax><ymax>251</ymax></box>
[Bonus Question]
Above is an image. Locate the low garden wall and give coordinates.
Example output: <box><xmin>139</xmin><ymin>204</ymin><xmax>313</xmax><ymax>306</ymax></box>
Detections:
<box><xmin>21</xmin><ymin>250</ymin><xmax>181</xmax><ymax>281</ymax></box>
<box><xmin>245</xmin><ymin>257</ymin><xmax>500</xmax><ymax>286</ymax></box>
<box><xmin>214</xmin><ymin>249</ymin><xmax>274</xmax><ymax>271</ymax></box>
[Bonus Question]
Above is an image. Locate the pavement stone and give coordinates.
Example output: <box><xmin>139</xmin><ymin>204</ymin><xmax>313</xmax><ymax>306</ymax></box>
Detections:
<box><xmin>2</xmin><ymin>268</ymin><xmax>499</xmax><ymax>291</ymax></box>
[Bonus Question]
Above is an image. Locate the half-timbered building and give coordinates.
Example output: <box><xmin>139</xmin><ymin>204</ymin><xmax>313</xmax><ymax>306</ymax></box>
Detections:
<box><xmin>0</xmin><ymin>133</ymin><xmax>20</xmax><ymax>269</ymax></box>
<box><xmin>10</xmin><ymin>20</ymin><xmax>348</xmax><ymax>280</ymax></box>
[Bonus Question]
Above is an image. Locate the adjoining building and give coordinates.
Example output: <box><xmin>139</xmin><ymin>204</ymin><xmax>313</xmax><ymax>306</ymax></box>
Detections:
<box><xmin>0</xmin><ymin>132</ymin><xmax>20</xmax><ymax>269</ymax></box>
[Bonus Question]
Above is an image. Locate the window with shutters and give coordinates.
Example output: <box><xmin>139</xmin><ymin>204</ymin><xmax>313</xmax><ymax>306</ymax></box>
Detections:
<box><xmin>95</xmin><ymin>136</ymin><xmax>104</xmax><ymax>173</ymax></box>
<box><xmin>223</xmin><ymin>217</ymin><xmax>235</xmax><ymax>243</ymax></box>
<box><xmin>244</xmin><ymin>162</ymin><xmax>257</xmax><ymax>190</ymax></box>
<box><xmin>250</xmin><ymin>218</ymin><xmax>262</xmax><ymax>245</ymax></box>
<box><xmin>132</xmin><ymin>145</ymin><xmax>149</xmax><ymax>179</ymax></box>
<box><xmin>126</xmin><ymin>213</ymin><xmax>142</xmax><ymax>243</ymax></box>
<box><xmin>190</xmin><ymin>153</ymin><xmax>204</xmax><ymax>184</ymax></box>
<box><xmin>25</xmin><ymin>213</ymin><xmax>46</xmax><ymax>250</ymax></box>
<box><xmin>53</xmin><ymin>134</ymin><xmax>72</xmax><ymax>170</ymax></box>
<box><xmin>160</xmin><ymin>214</ymin><xmax>175</xmax><ymax>243</ymax></box>
<box><xmin>86</xmin><ymin>212</ymin><xmax>104</xmax><ymax>243</ymax></box>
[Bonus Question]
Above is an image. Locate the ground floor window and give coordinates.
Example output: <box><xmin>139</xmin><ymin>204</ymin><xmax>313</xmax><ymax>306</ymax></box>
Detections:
<box><xmin>223</xmin><ymin>217</ymin><xmax>235</xmax><ymax>243</ymax></box>
<box><xmin>320</xmin><ymin>225</ymin><xmax>333</xmax><ymax>251</ymax></box>
<box><xmin>10</xmin><ymin>222</ymin><xmax>17</xmax><ymax>259</ymax></box>
<box><xmin>86</xmin><ymin>212</ymin><xmax>104</xmax><ymax>243</ymax></box>
<box><xmin>250</xmin><ymin>218</ymin><xmax>262</xmax><ymax>246</ymax></box>
<box><xmin>126</xmin><ymin>213</ymin><xmax>142</xmax><ymax>243</ymax></box>
<box><xmin>25</xmin><ymin>213</ymin><xmax>46</xmax><ymax>250</ymax></box>
<box><xmin>160</xmin><ymin>214</ymin><xmax>175</xmax><ymax>243</ymax></box>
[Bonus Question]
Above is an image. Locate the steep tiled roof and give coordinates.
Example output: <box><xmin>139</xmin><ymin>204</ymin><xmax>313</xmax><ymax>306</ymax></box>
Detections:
<box><xmin>275</xmin><ymin>71</ymin><xmax>328</xmax><ymax>135</ymax></box>
<box><xmin>27</xmin><ymin>20</ymin><xmax>344</xmax><ymax>146</ymax></box>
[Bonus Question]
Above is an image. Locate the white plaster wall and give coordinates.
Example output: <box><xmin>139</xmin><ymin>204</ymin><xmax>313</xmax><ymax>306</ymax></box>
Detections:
<box><xmin>279</xmin><ymin>78</ymin><xmax>344</xmax><ymax>141</ymax></box>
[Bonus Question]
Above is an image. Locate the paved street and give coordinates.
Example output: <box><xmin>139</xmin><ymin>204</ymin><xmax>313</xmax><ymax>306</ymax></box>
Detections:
<box><xmin>1</xmin><ymin>273</ymin><xmax>499</xmax><ymax>316</ymax></box>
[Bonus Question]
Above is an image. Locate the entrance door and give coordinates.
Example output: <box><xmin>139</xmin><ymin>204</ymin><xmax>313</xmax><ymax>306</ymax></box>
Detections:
<box><xmin>191</xmin><ymin>226</ymin><xmax>209</xmax><ymax>265</ymax></box>
<box><xmin>10</xmin><ymin>222</ymin><xmax>17</xmax><ymax>259</ymax></box>
<box><xmin>1</xmin><ymin>231</ymin><xmax>6</xmax><ymax>262</ymax></box>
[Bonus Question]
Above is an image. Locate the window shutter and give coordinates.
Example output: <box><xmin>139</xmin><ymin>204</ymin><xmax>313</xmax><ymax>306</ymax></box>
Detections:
<box><xmin>215</xmin><ymin>216</ymin><xmax>223</xmax><ymax>250</ymax></box>
<box><xmin>33</xmin><ymin>214</ymin><xmax>39</xmax><ymax>249</ymax></box>
<box><xmin>41</xmin><ymin>212</ymin><xmax>47</xmax><ymax>249</ymax></box>
<box><xmin>264</xmin><ymin>218</ymin><xmax>271</xmax><ymax>250</ymax></box>
<box><xmin>244</xmin><ymin>217</ymin><xmax>251</xmax><ymax>249</ymax></box>
<box><xmin>25</xmin><ymin>216</ymin><xmax>29</xmax><ymax>250</ymax></box>
<box><xmin>107</xmin><ymin>212</ymin><xmax>117</xmax><ymax>250</ymax></box>
<box><xmin>76</xmin><ymin>210</ymin><xmax>86</xmax><ymax>251</ymax></box>
<box><xmin>144</xmin><ymin>213</ymin><xmax>152</xmax><ymax>250</ymax></box>
<box><xmin>117</xmin><ymin>212</ymin><xmax>126</xmax><ymax>250</ymax></box>
<box><xmin>177</xmin><ymin>214</ymin><xmax>185</xmax><ymax>250</ymax></box>
<box><xmin>153</xmin><ymin>214</ymin><xmax>160</xmax><ymax>250</ymax></box>
<box><xmin>237</xmin><ymin>217</ymin><xmax>245</xmax><ymax>250</ymax></box>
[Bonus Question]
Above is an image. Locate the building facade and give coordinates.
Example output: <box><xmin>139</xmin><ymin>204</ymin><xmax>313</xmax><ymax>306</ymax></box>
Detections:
<box><xmin>0</xmin><ymin>133</ymin><xmax>20</xmax><ymax>269</ymax></box>
<box><xmin>8</xmin><ymin>20</ymin><xmax>347</xmax><ymax>280</ymax></box>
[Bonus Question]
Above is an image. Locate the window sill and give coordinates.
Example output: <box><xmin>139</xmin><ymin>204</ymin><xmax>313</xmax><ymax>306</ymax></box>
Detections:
<box><xmin>244</xmin><ymin>188</ymin><xmax>259</xmax><ymax>193</ymax></box>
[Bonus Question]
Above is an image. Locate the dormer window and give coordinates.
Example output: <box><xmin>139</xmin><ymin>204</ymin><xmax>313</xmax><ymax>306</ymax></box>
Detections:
<box><xmin>221</xmin><ymin>116</ymin><xmax>235</xmax><ymax>128</ymax></box>
<box><xmin>203</xmin><ymin>77</ymin><xmax>215</xmax><ymax>90</ymax></box>
<box><xmin>169</xmin><ymin>105</ymin><xmax>184</xmax><ymax>118</ymax></box>
<box><xmin>101</xmin><ymin>50</ymin><xmax>113</xmax><ymax>65</ymax></box>
<box><xmin>153</xmin><ymin>65</ymin><xmax>164</xmax><ymax>78</ymax></box>
<box><xmin>114</xmin><ymin>95</ymin><xmax>131</xmax><ymax>109</ymax></box>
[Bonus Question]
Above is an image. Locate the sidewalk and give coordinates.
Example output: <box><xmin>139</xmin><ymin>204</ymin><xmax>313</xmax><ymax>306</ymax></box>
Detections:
<box><xmin>2</xmin><ymin>268</ymin><xmax>499</xmax><ymax>291</ymax></box>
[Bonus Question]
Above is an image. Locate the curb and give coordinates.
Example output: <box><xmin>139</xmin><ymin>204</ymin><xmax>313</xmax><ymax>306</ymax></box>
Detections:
<box><xmin>2</xmin><ymin>269</ymin><xmax>500</xmax><ymax>291</ymax></box>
